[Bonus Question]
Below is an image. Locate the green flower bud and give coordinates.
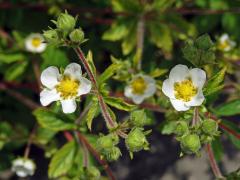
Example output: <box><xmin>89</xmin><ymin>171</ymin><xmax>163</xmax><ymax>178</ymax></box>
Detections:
<box><xmin>104</xmin><ymin>146</ymin><xmax>121</xmax><ymax>162</ymax></box>
<box><xmin>175</xmin><ymin>121</ymin><xmax>188</xmax><ymax>136</ymax></box>
<box><xmin>86</xmin><ymin>166</ymin><xmax>101</xmax><ymax>180</ymax></box>
<box><xmin>202</xmin><ymin>119</ymin><xmax>218</xmax><ymax>135</ymax></box>
<box><xmin>180</xmin><ymin>134</ymin><xmax>201</xmax><ymax>154</ymax></box>
<box><xmin>125</xmin><ymin>128</ymin><xmax>149</xmax><ymax>152</ymax></box>
<box><xmin>43</xmin><ymin>29</ymin><xmax>58</xmax><ymax>42</ymax></box>
<box><xmin>69</xmin><ymin>28</ymin><xmax>84</xmax><ymax>43</ymax></box>
<box><xmin>56</xmin><ymin>11</ymin><xmax>76</xmax><ymax>33</ymax></box>
<box><xmin>97</xmin><ymin>134</ymin><xmax>119</xmax><ymax>151</ymax></box>
<box><xmin>130</xmin><ymin>110</ymin><xmax>151</xmax><ymax>127</ymax></box>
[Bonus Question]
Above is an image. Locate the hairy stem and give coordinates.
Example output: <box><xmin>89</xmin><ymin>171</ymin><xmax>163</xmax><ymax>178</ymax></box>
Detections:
<box><xmin>206</xmin><ymin>144</ymin><xmax>224</xmax><ymax>179</ymax></box>
<box><xmin>73</xmin><ymin>47</ymin><xmax>116</xmax><ymax>129</ymax></box>
<box><xmin>77</xmin><ymin>132</ymin><xmax>115</xmax><ymax>180</ymax></box>
<box><xmin>192</xmin><ymin>107</ymin><xmax>199</xmax><ymax>127</ymax></box>
<box><xmin>136</xmin><ymin>15</ymin><xmax>145</xmax><ymax>70</ymax></box>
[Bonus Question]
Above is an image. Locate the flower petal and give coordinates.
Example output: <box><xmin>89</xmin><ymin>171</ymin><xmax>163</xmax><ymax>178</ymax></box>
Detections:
<box><xmin>169</xmin><ymin>64</ymin><xmax>189</xmax><ymax>82</ymax></box>
<box><xmin>189</xmin><ymin>68</ymin><xmax>206</xmax><ymax>88</ymax></box>
<box><xmin>142</xmin><ymin>75</ymin><xmax>156</xmax><ymax>97</ymax></box>
<box><xmin>40</xmin><ymin>66</ymin><xmax>60</xmax><ymax>89</ymax></box>
<box><xmin>35</xmin><ymin>43</ymin><xmax>47</xmax><ymax>53</ymax></box>
<box><xmin>40</xmin><ymin>89</ymin><xmax>60</xmax><ymax>106</ymax></box>
<box><xmin>124</xmin><ymin>85</ymin><xmax>132</xmax><ymax>98</ymax></box>
<box><xmin>170</xmin><ymin>99</ymin><xmax>190</xmax><ymax>111</ymax></box>
<box><xmin>185</xmin><ymin>90</ymin><xmax>205</xmax><ymax>107</ymax></box>
<box><xmin>16</xmin><ymin>171</ymin><xmax>28</xmax><ymax>177</ymax></box>
<box><xmin>162</xmin><ymin>78</ymin><xmax>174</xmax><ymax>98</ymax></box>
<box><xmin>60</xmin><ymin>99</ymin><xmax>77</xmax><ymax>113</ymax></box>
<box><xmin>64</xmin><ymin>63</ymin><xmax>82</xmax><ymax>80</ymax></box>
<box><xmin>220</xmin><ymin>34</ymin><xmax>229</xmax><ymax>42</ymax></box>
<box><xmin>78</xmin><ymin>77</ymin><xmax>92</xmax><ymax>96</ymax></box>
<box><xmin>131</xmin><ymin>95</ymin><xmax>145</xmax><ymax>104</ymax></box>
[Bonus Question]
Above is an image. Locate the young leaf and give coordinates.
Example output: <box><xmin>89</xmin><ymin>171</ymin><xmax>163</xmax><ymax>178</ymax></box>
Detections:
<box><xmin>48</xmin><ymin>140</ymin><xmax>77</xmax><ymax>178</ymax></box>
<box><xmin>214</xmin><ymin>100</ymin><xmax>240</xmax><ymax>116</ymax></box>
<box><xmin>86</xmin><ymin>101</ymin><xmax>99</xmax><ymax>131</ymax></box>
<box><xmin>203</xmin><ymin>67</ymin><xmax>226</xmax><ymax>96</ymax></box>
<box><xmin>98</xmin><ymin>63</ymin><xmax>122</xmax><ymax>84</ymax></box>
<box><xmin>33</xmin><ymin>108</ymin><xmax>76</xmax><ymax>131</ymax></box>
<box><xmin>104</xmin><ymin>97</ymin><xmax>136</xmax><ymax>111</ymax></box>
<box><xmin>86</xmin><ymin>50</ymin><xmax>97</xmax><ymax>77</ymax></box>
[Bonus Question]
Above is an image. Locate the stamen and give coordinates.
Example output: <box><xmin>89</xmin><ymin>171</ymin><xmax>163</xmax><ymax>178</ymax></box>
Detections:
<box><xmin>131</xmin><ymin>77</ymin><xmax>147</xmax><ymax>95</ymax></box>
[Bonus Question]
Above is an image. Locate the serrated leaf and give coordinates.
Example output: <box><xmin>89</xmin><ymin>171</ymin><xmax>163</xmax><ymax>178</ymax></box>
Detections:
<box><xmin>48</xmin><ymin>140</ymin><xmax>77</xmax><ymax>178</ymax></box>
<box><xmin>98</xmin><ymin>63</ymin><xmax>122</xmax><ymax>84</ymax></box>
<box><xmin>215</xmin><ymin>100</ymin><xmax>240</xmax><ymax>116</ymax></box>
<box><xmin>104</xmin><ymin>97</ymin><xmax>136</xmax><ymax>111</ymax></box>
<box><xmin>203</xmin><ymin>67</ymin><xmax>226</xmax><ymax>96</ymax></box>
<box><xmin>195</xmin><ymin>34</ymin><xmax>214</xmax><ymax>50</ymax></box>
<box><xmin>86</xmin><ymin>101</ymin><xmax>99</xmax><ymax>131</ymax></box>
<box><xmin>33</xmin><ymin>108</ymin><xmax>76</xmax><ymax>131</ymax></box>
<box><xmin>0</xmin><ymin>53</ymin><xmax>25</xmax><ymax>64</ymax></box>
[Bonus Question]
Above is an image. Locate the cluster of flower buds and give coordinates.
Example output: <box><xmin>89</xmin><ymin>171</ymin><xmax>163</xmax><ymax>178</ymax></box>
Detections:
<box><xmin>11</xmin><ymin>157</ymin><xmax>36</xmax><ymax>177</ymax></box>
<box><xmin>43</xmin><ymin>11</ymin><xmax>85</xmax><ymax>46</ymax></box>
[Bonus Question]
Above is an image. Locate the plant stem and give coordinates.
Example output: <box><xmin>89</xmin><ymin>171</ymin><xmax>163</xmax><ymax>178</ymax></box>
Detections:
<box><xmin>77</xmin><ymin>132</ymin><xmax>116</xmax><ymax>180</ymax></box>
<box><xmin>73</xmin><ymin>47</ymin><xmax>117</xmax><ymax>129</ymax></box>
<box><xmin>32</xmin><ymin>58</ymin><xmax>41</xmax><ymax>90</ymax></box>
<box><xmin>192</xmin><ymin>107</ymin><xmax>199</xmax><ymax>127</ymax></box>
<box><xmin>136</xmin><ymin>15</ymin><xmax>145</xmax><ymax>71</ymax></box>
<box><xmin>206</xmin><ymin>144</ymin><xmax>224</xmax><ymax>179</ymax></box>
<box><xmin>24</xmin><ymin>125</ymin><xmax>37</xmax><ymax>159</ymax></box>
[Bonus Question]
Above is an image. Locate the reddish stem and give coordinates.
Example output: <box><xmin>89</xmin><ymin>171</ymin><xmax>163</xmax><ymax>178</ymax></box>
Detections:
<box><xmin>205</xmin><ymin>112</ymin><xmax>240</xmax><ymax>140</ymax></box>
<box><xmin>206</xmin><ymin>144</ymin><xmax>224</xmax><ymax>179</ymax></box>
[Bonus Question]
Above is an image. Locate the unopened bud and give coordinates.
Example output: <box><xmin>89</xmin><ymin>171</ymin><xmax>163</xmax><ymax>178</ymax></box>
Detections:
<box><xmin>56</xmin><ymin>11</ymin><xmax>76</xmax><ymax>33</ymax></box>
<box><xmin>86</xmin><ymin>166</ymin><xmax>101</xmax><ymax>180</ymax></box>
<box><xmin>104</xmin><ymin>146</ymin><xmax>121</xmax><ymax>162</ymax></box>
<box><xmin>69</xmin><ymin>28</ymin><xmax>84</xmax><ymax>43</ymax></box>
<box><xmin>180</xmin><ymin>134</ymin><xmax>201</xmax><ymax>154</ymax></box>
<box><xmin>175</xmin><ymin>121</ymin><xmax>188</xmax><ymax>136</ymax></box>
<box><xmin>43</xmin><ymin>29</ymin><xmax>58</xmax><ymax>42</ymax></box>
<box><xmin>97</xmin><ymin>134</ymin><xmax>119</xmax><ymax>151</ymax></box>
<box><xmin>130</xmin><ymin>110</ymin><xmax>151</xmax><ymax>127</ymax></box>
<box><xmin>202</xmin><ymin>119</ymin><xmax>218</xmax><ymax>135</ymax></box>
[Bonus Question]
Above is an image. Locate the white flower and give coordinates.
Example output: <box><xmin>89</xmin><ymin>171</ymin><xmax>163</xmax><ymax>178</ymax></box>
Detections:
<box><xmin>40</xmin><ymin>63</ymin><xmax>92</xmax><ymax>113</ymax></box>
<box><xmin>124</xmin><ymin>74</ymin><xmax>156</xmax><ymax>104</ymax></box>
<box><xmin>218</xmin><ymin>33</ymin><xmax>236</xmax><ymax>52</ymax></box>
<box><xmin>11</xmin><ymin>158</ymin><xmax>36</xmax><ymax>177</ymax></box>
<box><xmin>162</xmin><ymin>64</ymin><xmax>206</xmax><ymax>111</ymax></box>
<box><xmin>25</xmin><ymin>33</ymin><xmax>47</xmax><ymax>53</ymax></box>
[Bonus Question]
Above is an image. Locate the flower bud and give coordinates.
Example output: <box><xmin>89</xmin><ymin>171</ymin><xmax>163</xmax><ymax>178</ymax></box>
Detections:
<box><xmin>97</xmin><ymin>134</ymin><xmax>119</xmax><ymax>151</ymax></box>
<box><xmin>180</xmin><ymin>134</ymin><xmax>201</xmax><ymax>154</ymax></box>
<box><xmin>69</xmin><ymin>28</ymin><xmax>84</xmax><ymax>43</ymax></box>
<box><xmin>86</xmin><ymin>166</ymin><xmax>101</xmax><ymax>180</ymax></box>
<box><xmin>43</xmin><ymin>29</ymin><xmax>58</xmax><ymax>42</ymax></box>
<box><xmin>202</xmin><ymin>119</ymin><xmax>218</xmax><ymax>135</ymax></box>
<box><xmin>130</xmin><ymin>110</ymin><xmax>151</xmax><ymax>127</ymax></box>
<box><xmin>125</xmin><ymin>128</ymin><xmax>149</xmax><ymax>152</ymax></box>
<box><xmin>175</xmin><ymin>121</ymin><xmax>188</xmax><ymax>136</ymax></box>
<box><xmin>104</xmin><ymin>146</ymin><xmax>121</xmax><ymax>162</ymax></box>
<box><xmin>56</xmin><ymin>12</ymin><xmax>76</xmax><ymax>33</ymax></box>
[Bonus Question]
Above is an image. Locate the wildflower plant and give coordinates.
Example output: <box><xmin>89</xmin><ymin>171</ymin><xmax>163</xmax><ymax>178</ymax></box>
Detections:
<box><xmin>0</xmin><ymin>1</ymin><xmax>240</xmax><ymax>180</ymax></box>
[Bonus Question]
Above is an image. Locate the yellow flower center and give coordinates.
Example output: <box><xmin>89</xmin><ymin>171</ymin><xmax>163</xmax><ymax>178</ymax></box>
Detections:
<box><xmin>56</xmin><ymin>76</ymin><xmax>80</xmax><ymax>99</ymax></box>
<box><xmin>218</xmin><ymin>40</ymin><xmax>230</xmax><ymax>50</ymax></box>
<box><xmin>31</xmin><ymin>37</ymin><xmax>42</xmax><ymax>48</ymax></box>
<box><xmin>174</xmin><ymin>79</ymin><xmax>197</xmax><ymax>102</ymax></box>
<box><xmin>131</xmin><ymin>77</ymin><xmax>147</xmax><ymax>95</ymax></box>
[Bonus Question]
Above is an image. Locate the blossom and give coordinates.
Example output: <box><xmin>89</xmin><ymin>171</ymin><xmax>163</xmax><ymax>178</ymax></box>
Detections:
<box><xmin>124</xmin><ymin>74</ymin><xmax>156</xmax><ymax>104</ymax></box>
<box><xmin>162</xmin><ymin>64</ymin><xmax>206</xmax><ymax>111</ymax></box>
<box><xmin>40</xmin><ymin>63</ymin><xmax>92</xmax><ymax>113</ymax></box>
<box><xmin>217</xmin><ymin>34</ymin><xmax>236</xmax><ymax>52</ymax></box>
<box><xmin>25</xmin><ymin>33</ymin><xmax>47</xmax><ymax>53</ymax></box>
<box><xmin>11</xmin><ymin>158</ymin><xmax>36</xmax><ymax>177</ymax></box>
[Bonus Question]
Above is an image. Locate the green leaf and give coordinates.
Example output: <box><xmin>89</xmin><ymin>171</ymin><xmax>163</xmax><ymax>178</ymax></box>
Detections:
<box><xmin>150</xmin><ymin>68</ymin><xmax>168</xmax><ymax>78</ymax></box>
<box><xmin>158</xmin><ymin>121</ymin><xmax>177</xmax><ymax>135</ymax></box>
<box><xmin>86</xmin><ymin>50</ymin><xmax>97</xmax><ymax>77</ymax></box>
<box><xmin>149</xmin><ymin>23</ymin><xmax>173</xmax><ymax>53</ymax></box>
<box><xmin>182</xmin><ymin>34</ymin><xmax>215</xmax><ymax>67</ymax></box>
<box><xmin>221</xmin><ymin>120</ymin><xmax>240</xmax><ymax>149</ymax></box>
<box><xmin>48</xmin><ymin>140</ymin><xmax>77</xmax><ymax>178</ymax></box>
<box><xmin>102</xmin><ymin>22</ymin><xmax>129</xmax><ymax>41</ymax></box>
<box><xmin>98</xmin><ymin>63</ymin><xmax>122</xmax><ymax>84</ymax></box>
<box><xmin>203</xmin><ymin>67</ymin><xmax>226</xmax><ymax>96</ymax></box>
<box><xmin>0</xmin><ymin>53</ymin><xmax>25</xmax><ymax>64</ymax></box>
<box><xmin>5</xmin><ymin>61</ymin><xmax>28</xmax><ymax>81</ymax></box>
<box><xmin>41</xmin><ymin>46</ymin><xmax>68</xmax><ymax>69</ymax></box>
<box><xmin>35</xmin><ymin>127</ymin><xmax>57</xmax><ymax>145</ymax></box>
<box><xmin>211</xmin><ymin>137</ymin><xmax>224</xmax><ymax>162</ymax></box>
<box><xmin>215</xmin><ymin>100</ymin><xmax>240</xmax><ymax>116</ymax></box>
<box><xmin>104</xmin><ymin>97</ymin><xmax>136</xmax><ymax>111</ymax></box>
<box><xmin>86</xmin><ymin>101</ymin><xmax>99</xmax><ymax>131</ymax></box>
<box><xmin>33</xmin><ymin>108</ymin><xmax>76</xmax><ymax>131</ymax></box>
